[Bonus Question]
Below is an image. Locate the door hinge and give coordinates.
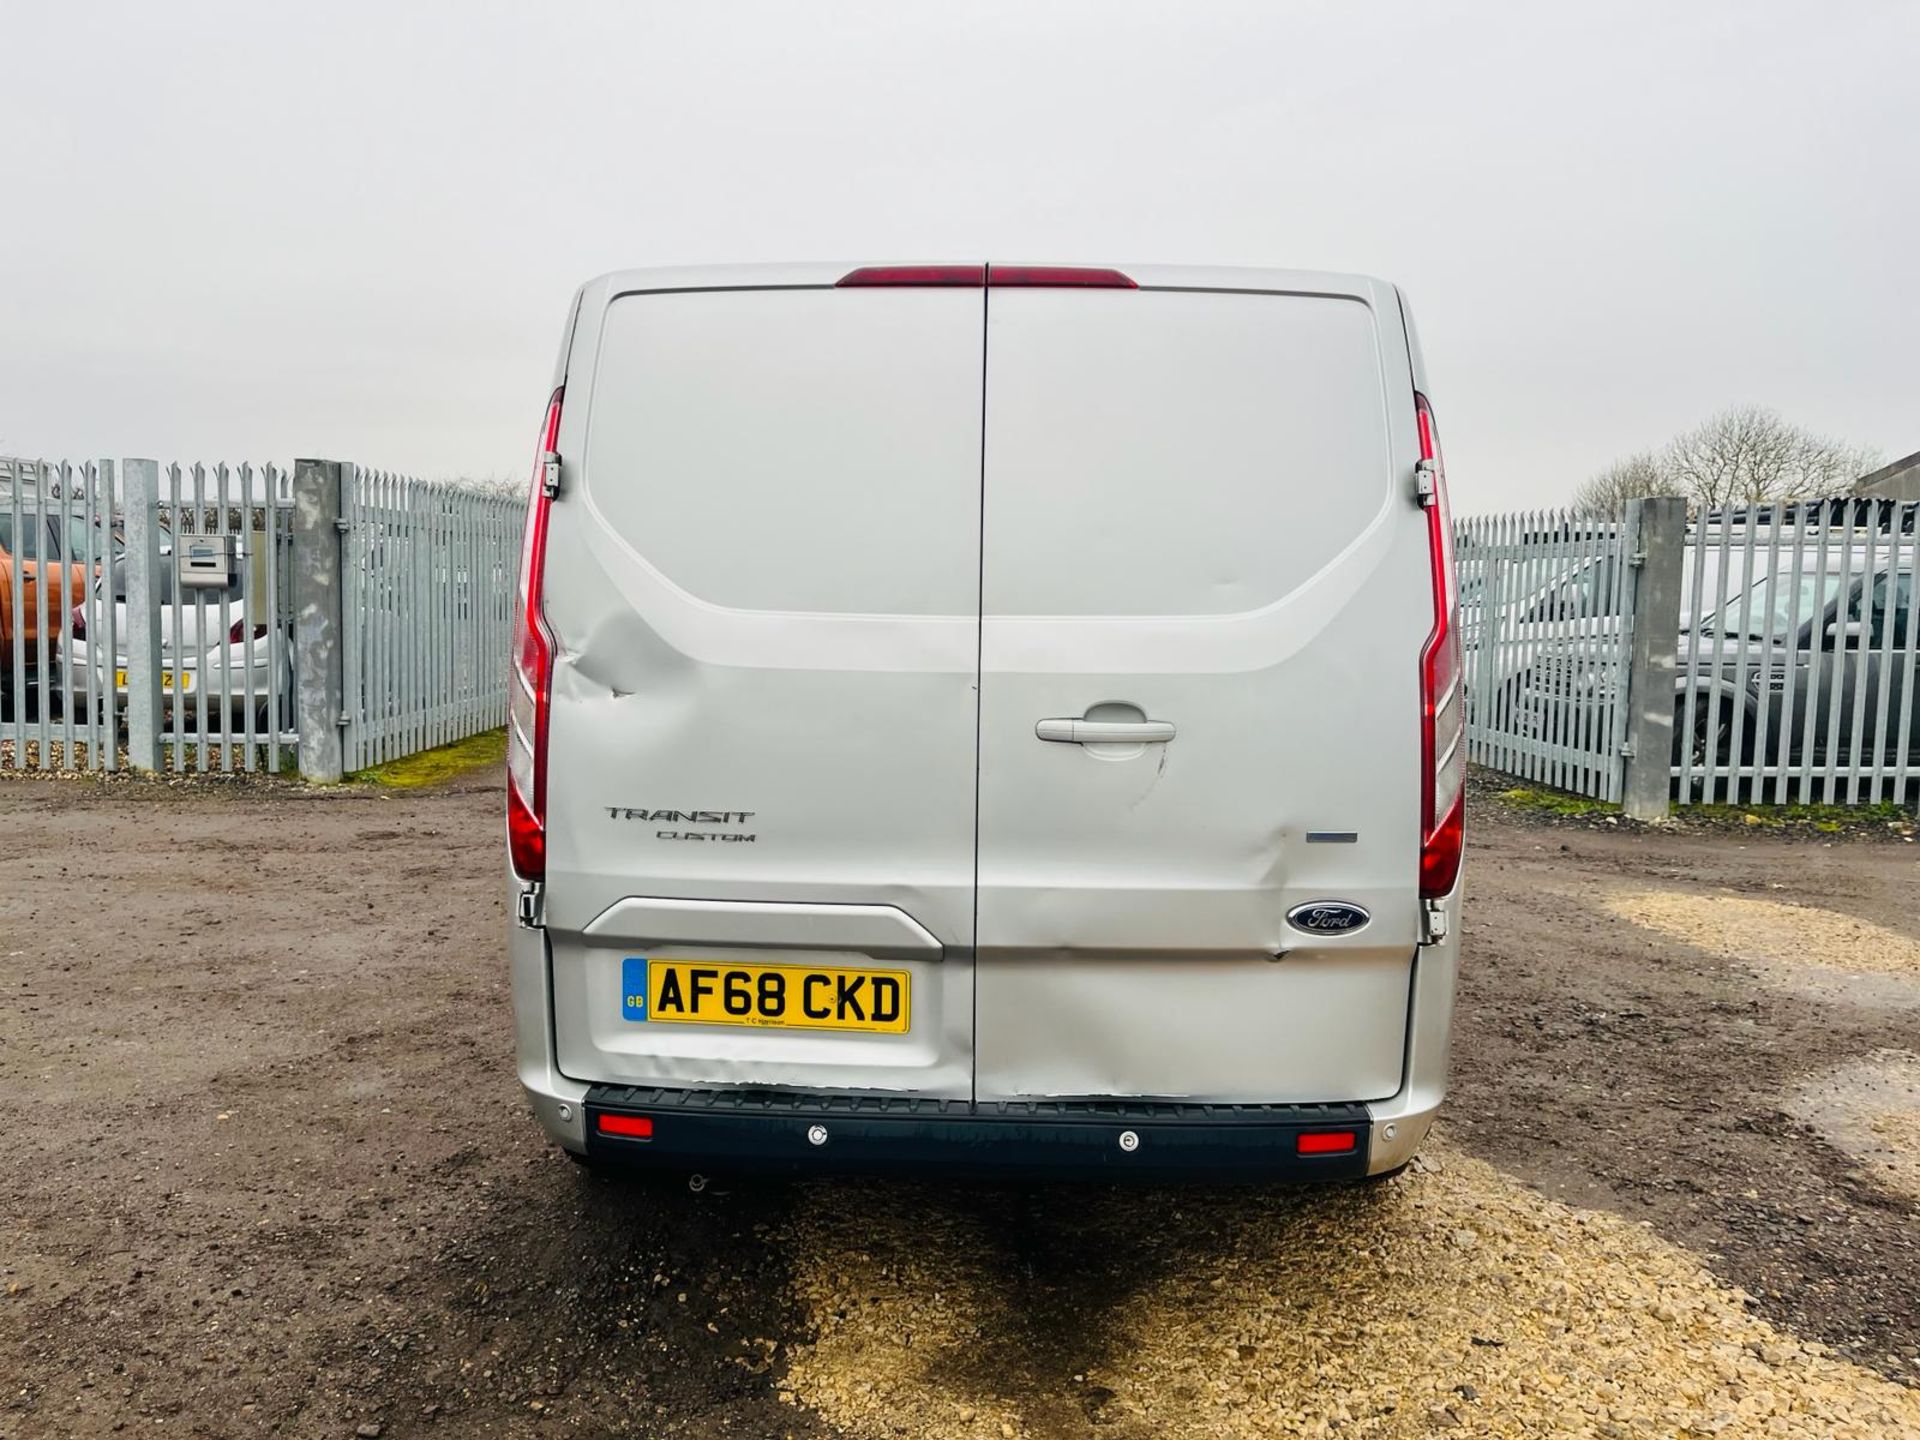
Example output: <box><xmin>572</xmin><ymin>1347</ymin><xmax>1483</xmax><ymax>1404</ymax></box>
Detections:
<box><xmin>540</xmin><ymin>451</ymin><xmax>563</xmax><ymax>499</ymax></box>
<box><xmin>1414</xmin><ymin>458</ymin><xmax>1439</xmax><ymax>508</ymax></box>
<box><xmin>516</xmin><ymin>881</ymin><xmax>545</xmax><ymax>928</ymax></box>
<box><xmin>1618</xmin><ymin>740</ymin><xmax>1636</xmax><ymax>758</ymax></box>
<box><xmin>1420</xmin><ymin>896</ymin><xmax>1450</xmax><ymax>944</ymax></box>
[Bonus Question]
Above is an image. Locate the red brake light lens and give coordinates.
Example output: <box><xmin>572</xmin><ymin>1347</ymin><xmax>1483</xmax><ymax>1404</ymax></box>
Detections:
<box><xmin>596</xmin><ymin>1113</ymin><xmax>654</xmax><ymax>1140</ymax></box>
<box><xmin>70</xmin><ymin>604</ymin><xmax>87</xmax><ymax>641</ymax></box>
<box><xmin>1417</xmin><ymin>392</ymin><xmax>1464</xmax><ymax>900</ymax></box>
<box><xmin>988</xmin><ymin>265</ymin><xmax>1137</xmax><ymax>289</ymax></box>
<box><xmin>1296</xmin><ymin>1130</ymin><xmax>1358</xmax><ymax>1156</ymax></box>
<box><xmin>836</xmin><ymin>265</ymin><xmax>986</xmax><ymax>287</ymax></box>
<box><xmin>227</xmin><ymin>618</ymin><xmax>268</xmax><ymax>644</ymax></box>
<box><xmin>508</xmin><ymin>388</ymin><xmax>563</xmax><ymax>881</ymax></box>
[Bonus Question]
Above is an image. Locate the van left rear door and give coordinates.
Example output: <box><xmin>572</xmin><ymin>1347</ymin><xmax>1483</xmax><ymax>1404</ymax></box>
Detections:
<box><xmin>539</xmin><ymin>274</ymin><xmax>985</xmax><ymax>1098</ymax></box>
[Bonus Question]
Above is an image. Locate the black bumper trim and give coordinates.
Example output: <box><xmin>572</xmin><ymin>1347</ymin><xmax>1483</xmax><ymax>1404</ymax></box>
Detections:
<box><xmin>582</xmin><ymin>1085</ymin><xmax>1372</xmax><ymax>1179</ymax></box>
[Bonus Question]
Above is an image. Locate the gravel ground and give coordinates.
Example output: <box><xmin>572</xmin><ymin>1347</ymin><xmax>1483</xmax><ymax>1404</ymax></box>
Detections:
<box><xmin>783</xmin><ymin>1141</ymin><xmax>1920</xmax><ymax>1439</ymax></box>
<box><xmin>1</xmin><ymin>770</ymin><xmax>1916</xmax><ymax>1438</ymax></box>
<box><xmin>1784</xmin><ymin>1052</ymin><xmax>1920</xmax><ymax>1207</ymax></box>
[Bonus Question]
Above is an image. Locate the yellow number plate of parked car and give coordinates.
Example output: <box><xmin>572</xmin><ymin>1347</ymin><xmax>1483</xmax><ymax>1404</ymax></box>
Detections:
<box><xmin>114</xmin><ymin>668</ymin><xmax>193</xmax><ymax>692</ymax></box>
<box><xmin>622</xmin><ymin>957</ymin><xmax>909</xmax><ymax>1033</ymax></box>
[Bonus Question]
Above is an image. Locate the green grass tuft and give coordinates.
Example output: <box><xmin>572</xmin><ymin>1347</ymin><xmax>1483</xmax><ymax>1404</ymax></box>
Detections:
<box><xmin>1688</xmin><ymin>800</ymin><xmax>1908</xmax><ymax>829</ymax></box>
<box><xmin>1493</xmin><ymin>787</ymin><xmax>1621</xmax><ymax>818</ymax></box>
<box><xmin>350</xmin><ymin>728</ymin><xmax>506</xmax><ymax>789</ymax></box>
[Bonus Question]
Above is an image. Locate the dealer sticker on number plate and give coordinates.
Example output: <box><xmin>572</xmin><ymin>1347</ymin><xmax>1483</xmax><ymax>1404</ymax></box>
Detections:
<box><xmin>621</xmin><ymin>956</ymin><xmax>909</xmax><ymax>1034</ymax></box>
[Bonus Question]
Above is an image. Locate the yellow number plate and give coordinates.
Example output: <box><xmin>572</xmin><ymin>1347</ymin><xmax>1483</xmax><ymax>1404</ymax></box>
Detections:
<box><xmin>624</xmin><ymin>958</ymin><xmax>909</xmax><ymax>1034</ymax></box>
<box><xmin>114</xmin><ymin>668</ymin><xmax>193</xmax><ymax>692</ymax></box>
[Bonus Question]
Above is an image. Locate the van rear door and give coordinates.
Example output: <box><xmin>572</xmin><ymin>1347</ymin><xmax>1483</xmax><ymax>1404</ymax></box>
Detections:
<box><xmin>539</xmin><ymin>276</ymin><xmax>984</xmax><ymax>1098</ymax></box>
<box><xmin>973</xmin><ymin>272</ymin><xmax>1428</xmax><ymax>1104</ymax></box>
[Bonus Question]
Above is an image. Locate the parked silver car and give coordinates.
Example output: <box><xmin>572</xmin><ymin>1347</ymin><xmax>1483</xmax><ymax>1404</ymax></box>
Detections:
<box><xmin>66</xmin><ymin>548</ymin><xmax>291</xmax><ymax>730</ymax></box>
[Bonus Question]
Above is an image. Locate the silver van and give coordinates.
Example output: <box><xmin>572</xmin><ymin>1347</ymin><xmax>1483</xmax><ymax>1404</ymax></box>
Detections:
<box><xmin>507</xmin><ymin>263</ymin><xmax>1464</xmax><ymax>1179</ymax></box>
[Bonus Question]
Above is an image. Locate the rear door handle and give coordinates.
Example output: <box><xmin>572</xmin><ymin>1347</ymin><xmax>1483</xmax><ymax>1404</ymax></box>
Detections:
<box><xmin>1035</xmin><ymin>718</ymin><xmax>1176</xmax><ymax>744</ymax></box>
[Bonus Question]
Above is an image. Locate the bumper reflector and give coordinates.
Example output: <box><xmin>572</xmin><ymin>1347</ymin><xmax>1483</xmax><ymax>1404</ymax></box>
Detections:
<box><xmin>597</xmin><ymin>1114</ymin><xmax>654</xmax><ymax>1140</ymax></box>
<box><xmin>1296</xmin><ymin>1130</ymin><xmax>1357</xmax><ymax>1156</ymax></box>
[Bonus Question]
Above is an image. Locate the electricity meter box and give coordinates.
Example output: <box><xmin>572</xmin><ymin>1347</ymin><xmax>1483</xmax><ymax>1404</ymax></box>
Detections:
<box><xmin>177</xmin><ymin>534</ymin><xmax>237</xmax><ymax>589</ymax></box>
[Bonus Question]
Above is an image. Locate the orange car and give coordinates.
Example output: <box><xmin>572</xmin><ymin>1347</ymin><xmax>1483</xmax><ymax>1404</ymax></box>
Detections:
<box><xmin>1</xmin><ymin>509</ymin><xmax>99</xmax><ymax>719</ymax></box>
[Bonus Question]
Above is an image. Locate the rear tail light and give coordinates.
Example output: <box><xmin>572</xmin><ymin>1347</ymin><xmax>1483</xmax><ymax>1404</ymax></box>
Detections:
<box><xmin>227</xmin><ymin>618</ymin><xmax>268</xmax><ymax>644</ymax></box>
<box><xmin>70</xmin><ymin>604</ymin><xmax>86</xmax><ymax>641</ymax></box>
<box><xmin>508</xmin><ymin>387</ymin><xmax>563</xmax><ymax>881</ymax></box>
<box><xmin>1416</xmin><ymin>392</ymin><xmax>1465</xmax><ymax>900</ymax></box>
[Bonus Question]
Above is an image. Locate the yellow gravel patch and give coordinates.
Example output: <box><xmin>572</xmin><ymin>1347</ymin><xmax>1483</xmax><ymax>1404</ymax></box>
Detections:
<box><xmin>783</xmin><ymin>1142</ymin><xmax>1920</xmax><ymax>1439</ymax></box>
<box><xmin>1599</xmin><ymin>888</ymin><xmax>1920</xmax><ymax>978</ymax></box>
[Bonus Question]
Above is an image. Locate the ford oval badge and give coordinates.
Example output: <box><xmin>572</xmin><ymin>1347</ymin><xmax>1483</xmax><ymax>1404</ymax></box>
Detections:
<box><xmin>1286</xmin><ymin>901</ymin><xmax>1371</xmax><ymax>936</ymax></box>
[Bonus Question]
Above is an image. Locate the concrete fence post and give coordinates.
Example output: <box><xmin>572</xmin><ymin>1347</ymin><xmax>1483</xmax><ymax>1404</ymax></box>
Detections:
<box><xmin>292</xmin><ymin>458</ymin><xmax>345</xmax><ymax>782</ymax></box>
<box><xmin>121</xmin><ymin>459</ymin><xmax>164</xmax><ymax>773</ymax></box>
<box><xmin>1619</xmin><ymin>496</ymin><xmax>1689</xmax><ymax>821</ymax></box>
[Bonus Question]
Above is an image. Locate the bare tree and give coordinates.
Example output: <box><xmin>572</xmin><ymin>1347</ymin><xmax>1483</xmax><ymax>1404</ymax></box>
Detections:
<box><xmin>1661</xmin><ymin>405</ymin><xmax>1876</xmax><ymax>512</ymax></box>
<box><xmin>1575</xmin><ymin>407</ymin><xmax>1877</xmax><ymax>516</ymax></box>
<box><xmin>448</xmin><ymin>472</ymin><xmax>526</xmax><ymax>500</ymax></box>
<box><xmin>1571</xmin><ymin>449</ymin><xmax>1670</xmax><ymax>517</ymax></box>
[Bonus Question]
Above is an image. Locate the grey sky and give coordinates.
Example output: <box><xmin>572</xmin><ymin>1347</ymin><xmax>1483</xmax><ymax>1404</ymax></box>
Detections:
<box><xmin>3</xmin><ymin>0</ymin><xmax>1915</xmax><ymax>513</ymax></box>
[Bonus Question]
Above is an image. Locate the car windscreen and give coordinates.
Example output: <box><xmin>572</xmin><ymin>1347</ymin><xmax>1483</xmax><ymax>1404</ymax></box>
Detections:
<box><xmin>0</xmin><ymin>514</ymin><xmax>46</xmax><ymax>559</ymax></box>
<box><xmin>1698</xmin><ymin>567</ymin><xmax>1849</xmax><ymax>640</ymax></box>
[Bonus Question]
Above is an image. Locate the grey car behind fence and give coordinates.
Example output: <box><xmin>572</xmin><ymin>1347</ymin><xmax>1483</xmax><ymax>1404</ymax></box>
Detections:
<box><xmin>1</xmin><ymin>456</ymin><xmax>524</xmax><ymax>778</ymax></box>
<box><xmin>1458</xmin><ymin>494</ymin><xmax>1920</xmax><ymax>816</ymax></box>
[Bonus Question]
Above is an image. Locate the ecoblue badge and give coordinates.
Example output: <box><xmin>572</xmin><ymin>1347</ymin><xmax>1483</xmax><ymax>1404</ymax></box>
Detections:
<box><xmin>622</xmin><ymin>956</ymin><xmax>649</xmax><ymax>1021</ymax></box>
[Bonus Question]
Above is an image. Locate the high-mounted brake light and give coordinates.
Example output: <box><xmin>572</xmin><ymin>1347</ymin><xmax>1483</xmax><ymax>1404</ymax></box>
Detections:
<box><xmin>1416</xmin><ymin>392</ymin><xmax>1464</xmax><ymax>900</ymax></box>
<box><xmin>988</xmin><ymin>265</ymin><xmax>1137</xmax><ymax>289</ymax></box>
<box><xmin>508</xmin><ymin>387</ymin><xmax>563</xmax><ymax>881</ymax></box>
<box><xmin>833</xmin><ymin>264</ymin><xmax>1139</xmax><ymax>288</ymax></box>
<box><xmin>836</xmin><ymin>265</ymin><xmax>986</xmax><ymax>287</ymax></box>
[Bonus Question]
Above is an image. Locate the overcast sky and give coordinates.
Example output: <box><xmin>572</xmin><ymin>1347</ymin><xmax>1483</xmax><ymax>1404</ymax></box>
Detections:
<box><xmin>2</xmin><ymin>1</ymin><xmax>1915</xmax><ymax>513</ymax></box>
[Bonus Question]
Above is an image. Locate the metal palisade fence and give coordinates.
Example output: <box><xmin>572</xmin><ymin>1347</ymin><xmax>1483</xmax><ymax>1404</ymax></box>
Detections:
<box><xmin>1454</xmin><ymin>507</ymin><xmax>1639</xmax><ymax>803</ymax></box>
<box><xmin>1675</xmin><ymin>497</ymin><xmax>1920</xmax><ymax>807</ymax></box>
<box><xmin>0</xmin><ymin>455</ymin><xmax>524</xmax><ymax>779</ymax></box>
<box><xmin>3</xmin><ymin>458</ymin><xmax>130</xmax><ymax>772</ymax></box>
<box><xmin>340</xmin><ymin>466</ymin><xmax>522</xmax><ymax>772</ymax></box>
<box><xmin>1458</xmin><ymin>494</ymin><xmax>1920</xmax><ymax>817</ymax></box>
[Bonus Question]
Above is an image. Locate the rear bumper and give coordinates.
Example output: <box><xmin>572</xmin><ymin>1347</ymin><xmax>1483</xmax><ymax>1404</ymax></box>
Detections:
<box><xmin>582</xmin><ymin>1085</ymin><xmax>1372</xmax><ymax>1180</ymax></box>
<box><xmin>510</xmin><ymin>883</ymin><xmax>1462</xmax><ymax>1181</ymax></box>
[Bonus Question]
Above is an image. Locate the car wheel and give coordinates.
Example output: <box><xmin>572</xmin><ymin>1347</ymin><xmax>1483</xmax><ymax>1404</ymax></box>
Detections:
<box><xmin>1674</xmin><ymin>696</ymin><xmax>1740</xmax><ymax>780</ymax></box>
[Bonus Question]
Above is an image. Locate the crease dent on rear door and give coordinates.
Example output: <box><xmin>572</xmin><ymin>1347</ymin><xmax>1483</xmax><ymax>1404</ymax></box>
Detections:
<box><xmin>973</xmin><ymin>279</ymin><xmax>1428</xmax><ymax>1104</ymax></box>
<box><xmin>539</xmin><ymin>279</ymin><xmax>988</xmax><ymax>1099</ymax></box>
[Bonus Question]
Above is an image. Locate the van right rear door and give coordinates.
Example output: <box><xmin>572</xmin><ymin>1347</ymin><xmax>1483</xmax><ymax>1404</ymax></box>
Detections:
<box><xmin>973</xmin><ymin>269</ymin><xmax>1431</xmax><ymax>1105</ymax></box>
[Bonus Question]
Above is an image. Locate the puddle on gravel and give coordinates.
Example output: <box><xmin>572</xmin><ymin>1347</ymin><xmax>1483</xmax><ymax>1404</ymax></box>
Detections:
<box><xmin>1785</xmin><ymin>1051</ymin><xmax>1920</xmax><ymax>1206</ymax></box>
<box><xmin>1599</xmin><ymin>888</ymin><xmax>1920</xmax><ymax>1009</ymax></box>
<box><xmin>781</xmin><ymin>1140</ymin><xmax>1920</xmax><ymax>1440</ymax></box>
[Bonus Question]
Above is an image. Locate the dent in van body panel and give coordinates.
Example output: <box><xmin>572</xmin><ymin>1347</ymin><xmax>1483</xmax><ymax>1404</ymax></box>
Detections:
<box><xmin>551</xmin><ymin>945</ymin><xmax>974</xmax><ymax>1098</ymax></box>
<box><xmin>1366</xmin><ymin>884</ymin><xmax>1461</xmax><ymax>1172</ymax></box>
<box><xmin>536</xmin><ymin>276</ymin><xmax>984</xmax><ymax>1098</ymax></box>
<box><xmin>971</xmin><ymin>278</ymin><xmax>1429</xmax><ymax>1104</ymax></box>
<box><xmin>972</xmin><ymin>950</ymin><xmax>1410</xmax><ymax>1103</ymax></box>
